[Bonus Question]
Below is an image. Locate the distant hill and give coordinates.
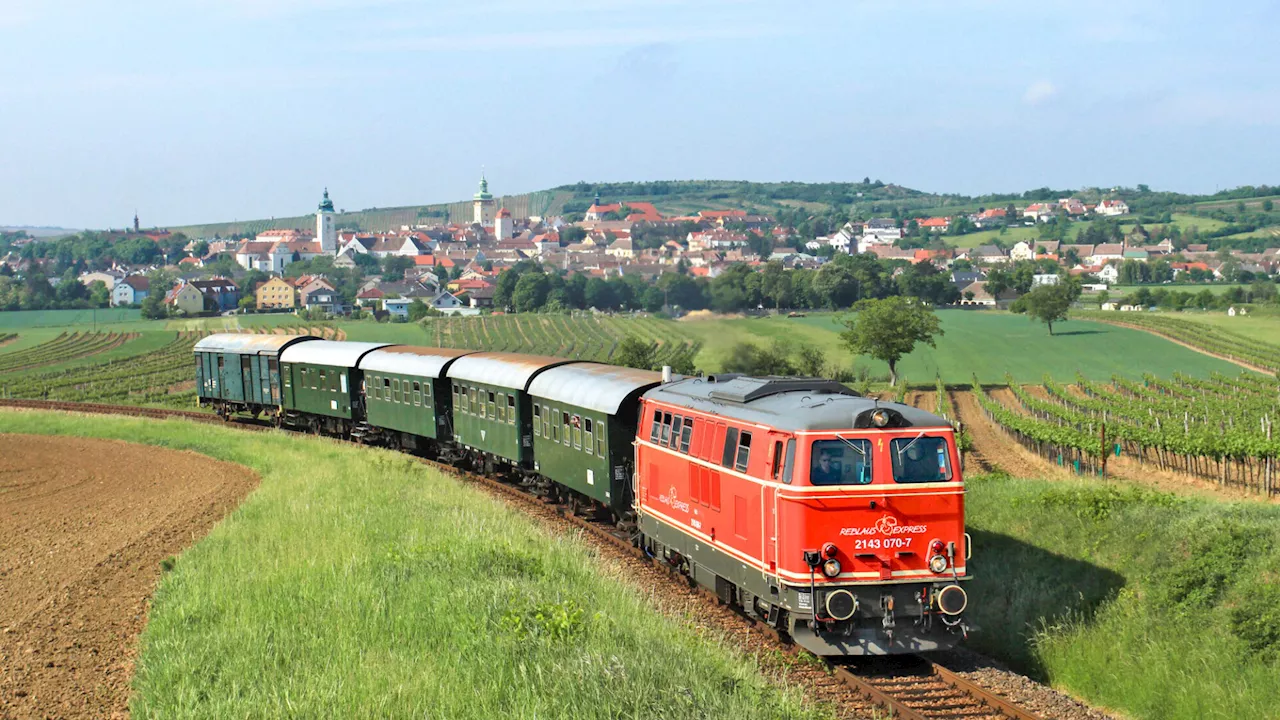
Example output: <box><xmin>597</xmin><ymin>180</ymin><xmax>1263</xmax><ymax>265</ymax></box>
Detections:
<box><xmin>165</xmin><ymin>179</ymin><xmax>1280</xmax><ymax>240</ymax></box>
<box><xmin>1</xmin><ymin>225</ymin><xmax>81</xmax><ymax>238</ymax></box>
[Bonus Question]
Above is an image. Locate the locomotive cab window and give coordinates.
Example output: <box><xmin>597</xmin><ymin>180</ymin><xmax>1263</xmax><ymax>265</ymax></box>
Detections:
<box><xmin>721</xmin><ymin>427</ymin><xmax>739</xmax><ymax>469</ymax></box>
<box><xmin>649</xmin><ymin>410</ymin><xmax>661</xmax><ymax>443</ymax></box>
<box><xmin>679</xmin><ymin>419</ymin><xmax>693</xmax><ymax>454</ymax></box>
<box><xmin>890</xmin><ymin>435</ymin><xmax>952</xmax><ymax>484</ymax></box>
<box><xmin>660</xmin><ymin>413</ymin><xmax>673</xmax><ymax>446</ymax></box>
<box><xmin>810</xmin><ymin>438</ymin><xmax>873</xmax><ymax>486</ymax></box>
<box><xmin>734</xmin><ymin>432</ymin><xmax>752</xmax><ymax>472</ymax></box>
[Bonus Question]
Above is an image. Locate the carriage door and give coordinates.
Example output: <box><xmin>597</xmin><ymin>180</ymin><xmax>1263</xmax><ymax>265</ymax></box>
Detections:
<box><xmin>268</xmin><ymin>358</ymin><xmax>281</xmax><ymax>405</ymax></box>
<box><xmin>241</xmin><ymin>356</ymin><xmax>253</xmax><ymax>403</ymax></box>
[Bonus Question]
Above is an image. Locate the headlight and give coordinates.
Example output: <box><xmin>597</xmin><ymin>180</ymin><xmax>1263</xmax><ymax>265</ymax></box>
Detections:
<box><xmin>870</xmin><ymin>409</ymin><xmax>889</xmax><ymax>427</ymax></box>
<box><xmin>929</xmin><ymin>554</ymin><xmax>949</xmax><ymax>573</ymax></box>
<box><xmin>822</xmin><ymin>558</ymin><xmax>842</xmax><ymax>578</ymax></box>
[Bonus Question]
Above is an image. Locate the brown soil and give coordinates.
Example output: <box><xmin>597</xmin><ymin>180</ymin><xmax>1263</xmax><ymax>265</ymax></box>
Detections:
<box><xmin>0</xmin><ymin>434</ymin><xmax>258</xmax><ymax>719</ymax></box>
<box><xmin>0</xmin><ymin>335</ymin><xmax>17</xmax><ymax>349</ymax></box>
<box><xmin>949</xmin><ymin>390</ymin><xmax>1065</xmax><ymax>479</ymax></box>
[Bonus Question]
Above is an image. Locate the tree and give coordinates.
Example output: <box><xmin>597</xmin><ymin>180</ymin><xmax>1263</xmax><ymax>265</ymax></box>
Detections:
<box><xmin>1019</xmin><ymin>283</ymin><xmax>1073</xmax><ymax>335</ymax></box>
<box><xmin>382</xmin><ymin>256</ymin><xmax>413</xmax><ymax>281</ymax></box>
<box><xmin>140</xmin><ymin>293</ymin><xmax>167</xmax><ymax>320</ymax></box>
<box><xmin>512</xmin><ymin>272</ymin><xmax>551</xmax><ymax>312</ymax></box>
<box><xmin>238</xmin><ymin>295</ymin><xmax>256</xmax><ymax>313</ymax></box>
<box><xmin>1264</xmin><ymin>199</ymin><xmax>1274</xmax><ymax>212</ymax></box>
<box><xmin>1097</xmin><ymin>289</ymin><xmax>1110</xmax><ymax>307</ymax></box>
<box><xmin>87</xmin><ymin>280</ymin><xmax>111</xmax><ymax>308</ymax></box>
<box><xmin>722</xmin><ymin>340</ymin><xmax>795</xmax><ymax>376</ymax></box>
<box><xmin>192</xmin><ymin>240</ymin><xmax>210</xmax><ymax>258</ymax></box>
<box><xmin>613</xmin><ymin>336</ymin><xmax>657</xmax><ymax>370</ymax></box>
<box><xmin>795</xmin><ymin>345</ymin><xmax>825</xmax><ymax>377</ymax></box>
<box><xmin>840</xmin><ymin>297</ymin><xmax>943</xmax><ymax>387</ymax></box>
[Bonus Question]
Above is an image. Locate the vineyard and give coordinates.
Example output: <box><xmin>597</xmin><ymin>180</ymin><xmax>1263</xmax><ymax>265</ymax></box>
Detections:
<box><xmin>0</xmin><ymin>332</ymin><xmax>138</xmax><ymax>374</ymax></box>
<box><xmin>423</xmin><ymin>314</ymin><xmax>702</xmax><ymax>369</ymax></box>
<box><xmin>0</xmin><ymin>333</ymin><xmax>14</xmax><ymax>346</ymax></box>
<box><xmin>1077</xmin><ymin>311</ymin><xmax>1280</xmax><ymax>372</ymax></box>
<box><xmin>976</xmin><ymin>370</ymin><xmax>1280</xmax><ymax>496</ymax></box>
<box><xmin>0</xmin><ymin>332</ymin><xmax>201</xmax><ymax>408</ymax></box>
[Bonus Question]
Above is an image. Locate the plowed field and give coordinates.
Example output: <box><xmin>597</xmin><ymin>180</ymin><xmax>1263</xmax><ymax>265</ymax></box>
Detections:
<box><xmin>0</xmin><ymin>434</ymin><xmax>257</xmax><ymax>719</ymax></box>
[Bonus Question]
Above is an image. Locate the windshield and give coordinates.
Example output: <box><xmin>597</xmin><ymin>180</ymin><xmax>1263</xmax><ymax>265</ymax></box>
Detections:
<box><xmin>810</xmin><ymin>439</ymin><xmax>872</xmax><ymax>486</ymax></box>
<box><xmin>890</xmin><ymin>436</ymin><xmax>952</xmax><ymax>483</ymax></box>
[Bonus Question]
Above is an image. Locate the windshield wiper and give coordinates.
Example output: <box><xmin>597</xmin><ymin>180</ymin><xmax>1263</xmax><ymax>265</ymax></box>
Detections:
<box><xmin>833</xmin><ymin>433</ymin><xmax>866</xmax><ymax>456</ymax></box>
<box><xmin>895</xmin><ymin>430</ymin><xmax>927</xmax><ymax>459</ymax></box>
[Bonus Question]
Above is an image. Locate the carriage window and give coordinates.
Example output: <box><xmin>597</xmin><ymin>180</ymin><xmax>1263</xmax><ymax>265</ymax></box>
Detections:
<box><xmin>562</xmin><ymin>412</ymin><xmax>571</xmax><ymax>446</ymax></box>
<box><xmin>721</xmin><ymin>427</ymin><xmax>739</xmax><ymax>468</ymax></box>
<box><xmin>572</xmin><ymin>416</ymin><xmax>582</xmax><ymax>449</ymax></box>
<box><xmin>533</xmin><ymin>405</ymin><xmax>542</xmax><ymax>436</ymax></box>
<box><xmin>544</xmin><ymin>406</ymin><xmax>552</xmax><ymax>438</ymax></box>
<box><xmin>890</xmin><ymin>436</ymin><xmax>952</xmax><ymax>484</ymax></box>
<box><xmin>660</xmin><ymin>413</ymin><xmax>673</xmax><ymax>447</ymax></box>
<box><xmin>423</xmin><ymin>383</ymin><xmax>431</xmax><ymax>398</ymax></box>
<box><xmin>679</xmin><ymin>419</ymin><xmax>693</xmax><ymax>454</ymax></box>
<box><xmin>413</xmin><ymin>381</ymin><xmax>422</xmax><ymax>406</ymax></box>
<box><xmin>468</xmin><ymin>387</ymin><xmax>476</xmax><ymax>414</ymax></box>
<box><xmin>782</xmin><ymin>439</ymin><xmax>796</xmax><ymax>484</ymax></box>
<box><xmin>596</xmin><ymin>424</ymin><xmax>606</xmax><ymax>457</ymax></box>
<box><xmin>393</xmin><ymin>379</ymin><xmax>402</xmax><ymax>403</ymax></box>
<box><xmin>735</xmin><ymin>432</ymin><xmax>752</xmax><ymax>472</ymax></box>
<box><xmin>584</xmin><ymin>418</ymin><xmax>593</xmax><ymax>455</ymax></box>
<box><xmin>649</xmin><ymin>410</ymin><xmax>661</xmax><ymax>443</ymax></box>
<box><xmin>452</xmin><ymin>384</ymin><xmax>459</xmax><ymax>407</ymax></box>
<box><xmin>811</xmin><ymin>439</ymin><xmax>873</xmax><ymax>486</ymax></box>
<box><xmin>497</xmin><ymin>394</ymin><xmax>506</xmax><ymax>423</ymax></box>
<box><xmin>487</xmin><ymin>392</ymin><xmax>496</xmax><ymax>419</ymax></box>
<box><xmin>552</xmin><ymin>409</ymin><xmax>561</xmax><ymax>442</ymax></box>
<box><xmin>507</xmin><ymin>395</ymin><xmax>516</xmax><ymax>425</ymax></box>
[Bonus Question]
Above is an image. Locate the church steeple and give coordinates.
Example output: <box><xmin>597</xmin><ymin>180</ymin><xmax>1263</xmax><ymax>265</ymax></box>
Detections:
<box><xmin>474</xmin><ymin>174</ymin><xmax>493</xmax><ymax>201</ymax></box>
<box><xmin>318</xmin><ymin>187</ymin><xmax>335</xmax><ymax>212</ymax></box>
<box><xmin>133</xmin><ymin>210</ymin><xmax>140</xmax><ymax>233</ymax></box>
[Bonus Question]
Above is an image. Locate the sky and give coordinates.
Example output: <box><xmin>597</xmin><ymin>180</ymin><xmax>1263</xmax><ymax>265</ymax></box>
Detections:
<box><xmin>1</xmin><ymin>0</ymin><xmax>1278</xmax><ymax>229</ymax></box>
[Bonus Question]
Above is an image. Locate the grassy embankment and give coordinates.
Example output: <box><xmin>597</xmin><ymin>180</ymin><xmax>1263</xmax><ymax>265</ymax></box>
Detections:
<box><xmin>0</xmin><ymin>411</ymin><xmax>828</xmax><ymax>719</ymax></box>
<box><xmin>966</xmin><ymin>473</ymin><xmax>1280</xmax><ymax>719</ymax></box>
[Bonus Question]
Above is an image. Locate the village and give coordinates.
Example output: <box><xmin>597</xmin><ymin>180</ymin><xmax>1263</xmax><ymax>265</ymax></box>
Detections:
<box><xmin>2</xmin><ymin>178</ymin><xmax>1275</xmax><ymax>318</ymax></box>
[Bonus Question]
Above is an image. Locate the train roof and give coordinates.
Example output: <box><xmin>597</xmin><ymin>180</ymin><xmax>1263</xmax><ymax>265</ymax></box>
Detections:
<box><xmin>193</xmin><ymin>333</ymin><xmax>319</xmax><ymax>356</ymax></box>
<box><xmin>279</xmin><ymin>340</ymin><xmax>391</xmax><ymax>368</ymax></box>
<box><xmin>447</xmin><ymin>352</ymin><xmax>579</xmax><ymax>391</ymax></box>
<box><xmin>527</xmin><ymin>362</ymin><xmax>665</xmax><ymax>415</ymax></box>
<box><xmin>359</xmin><ymin>346</ymin><xmax>476</xmax><ymax>379</ymax></box>
<box><xmin>643</xmin><ymin>375</ymin><xmax>950</xmax><ymax>432</ymax></box>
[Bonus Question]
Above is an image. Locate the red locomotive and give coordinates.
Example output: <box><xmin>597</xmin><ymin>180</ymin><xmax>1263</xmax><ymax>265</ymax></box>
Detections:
<box><xmin>634</xmin><ymin>375</ymin><xmax>970</xmax><ymax>655</ymax></box>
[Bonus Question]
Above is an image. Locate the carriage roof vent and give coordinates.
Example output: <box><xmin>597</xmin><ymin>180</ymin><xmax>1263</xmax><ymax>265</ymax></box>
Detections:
<box><xmin>706</xmin><ymin>376</ymin><xmax>860</xmax><ymax>404</ymax></box>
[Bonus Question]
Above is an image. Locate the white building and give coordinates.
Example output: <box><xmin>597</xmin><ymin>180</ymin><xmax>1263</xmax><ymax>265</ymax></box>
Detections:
<box><xmin>1097</xmin><ymin>199</ymin><xmax>1130</xmax><ymax>216</ymax></box>
<box><xmin>494</xmin><ymin>207</ymin><xmax>513</xmax><ymax>241</ymax></box>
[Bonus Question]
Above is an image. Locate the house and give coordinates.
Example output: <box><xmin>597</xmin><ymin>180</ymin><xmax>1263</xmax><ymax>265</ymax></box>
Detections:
<box><xmin>1097</xmin><ymin>264</ymin><xmax>1120</xmax><ymax>284</ymax></box>
<box><xmin>1060</xmin><ymin>244</ymin><xmax>1095</xmax><ymax>262</ymax></box>
<box><xmin>1009</xmin><ymin>241</ymin><xmax>1036</xmax><ymax>262</ymax></box>
<box><xmin>860</xmin><ymin>218</ymin><xmax>903</xmax><ymax>243</ymax></box>
<box><xmin>1089</xmin><ymin>244</ymin><xmax>1125</xmax><ymax>264</ymax></box>
<box><xmin>301</xmin><ymin>284</ymin><xmax>341</xmax><ymax>314</ymax></box>
<box><xmin>256</xmin><ymin>276</ymin><xmax>298</xmax><ymax>310</ymax></box>
<box><xmin>80</xmin><ymin>270</ymin><xmax>123</xmax><ymax>289</ymax></box>
<box><xmin>971</xmin><ymin>245</ymin><xmax>1010</xmax><ymax>264</ymax></box>
<box><xmin>235</xmin><ymin>239</ymin><xmax>323</xmax><ymax>273</ymax></box>
<box><xmin>430</xmin><ymin>290</ymin><xmax>465</xmax><ymax>313</ymax></box>
<box><xmin>1097</xmin><ymin>199</ymin><xmax>1130</xmax><ymax>216</ymax></box>
<box><xmin>1031</xmin><ymin>273</ymin><xmax>1060</xmax><ymax>287</ymax></box>
<box><xmin>950</xmin><ymin>270</ymin><xmax>984</xmax><ymax>289</ymax></box>
<box><xmin>972</xmin><ymin>208</ymin><xmax>1008</xmax><ymax>228</ymax></box>
<box><xmin>189</xmin><ymin>278</ymin><xmax>239</xmax><ymax>312</ymax></box>
<box><xmin>1022</xmin><ymin>203</ymin><xmax>1056</xmax><ymax>221</ymax></box>
<box><xmin>165</xmin><ymin>281</ymin><xmax>206</xmax><ymax>315</ymax></box>
<box><xmin>605</xmin><ymin>237</ymin><xmax>635</xmax><ymax>259</ymax></box>
<box><xmin>958</xmin><ymin>281</ymin><xmax>1016</xmax><ymax>306</ymax></box>
<box><xmin>917</xmin><ymin>217</ymin><xmax>951</xmax><ymax>232</ymax></box>
<box><xmin>355</xmin><ymin>287</ymin><xmax>386</xmax><ymax>307</ymax></box>
<box><xmin>111</xmin><ymin>275</ymin><xmax>150</xmax><ymax>306</ymax></box>
<box><xmin>1058</xmin><ymin>198</ymin><xmax>1087</xmax><ymax>215</ymax></box>
<box><xmin>383</xmin><ymin>297</ymin><xmax>412</xmax><ymax>319</ymax></box>
<box><xmin>468</xmin><ymin>286</ymin><xmax>495</xmax><ymax>309</ymax></box>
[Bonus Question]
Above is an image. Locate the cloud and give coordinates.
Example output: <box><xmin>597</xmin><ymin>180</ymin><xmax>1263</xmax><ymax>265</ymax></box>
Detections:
<box><xmin>1023</xmin><ymin>80</ymin><xmax>1058</xmax><ymax>105</ymax></box>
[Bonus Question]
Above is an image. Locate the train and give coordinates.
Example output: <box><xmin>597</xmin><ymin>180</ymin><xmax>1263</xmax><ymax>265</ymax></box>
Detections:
<box><xmin>194</xmin><ymin>333</ymin><xmax>972</xmax><ymax>656</ymax></box>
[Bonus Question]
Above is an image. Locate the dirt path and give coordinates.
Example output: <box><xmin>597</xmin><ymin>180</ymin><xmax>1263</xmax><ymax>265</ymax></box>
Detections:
<box><xmin>0</xmin><ymin>434</ymin><xmax>258</xmax><ymax>719</ymax></box>
<box><xmin>1087</xmin><ymin>318</ymin><xmax>1272</xmax><ymax>375</ymax></box>
<box><xmin>949</xmin><ymin>390</ymin><xmax>1065</xmax><ymax>479</ymax></box>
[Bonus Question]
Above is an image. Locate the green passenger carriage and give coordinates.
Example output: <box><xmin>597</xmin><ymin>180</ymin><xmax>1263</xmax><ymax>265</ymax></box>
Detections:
<box><xmin>527</xmin><ymin>363</ymin><xmax>663</xmax><ymax>513</ymax></box>
<box><xmin>358</xmin><ymin>346</ymin><xmax>475</xmax><ymax>447</ymax></box>
<box><xmin>279</xmin><ymin>340</ymin><xmax>390</xmax><ymax>434</ymax></box>
<box><xmin>194</xmin><ymin>333</ymin><xmax>318</xmax><ymax>417</ymax></box>
<box><xmin>446</xmin><ymin>353</ymin><xmax>576</xmax><ymax>468</ymax></box>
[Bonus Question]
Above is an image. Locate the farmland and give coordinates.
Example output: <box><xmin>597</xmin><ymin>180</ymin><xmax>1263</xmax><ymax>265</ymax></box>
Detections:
<box><xmin>424</xmin><ymin>314</ymin><xmax>702</xmax><ymax>368</ymax></box>
<box><xmin>1076</xmin><ymin>310</ymin><xmax>1280</xmax><ymax>372</ymax></box>
<box><xmin>0</xmin><ymin>412</ymin><xmax>827</xmax><ymax>720</ymax></box>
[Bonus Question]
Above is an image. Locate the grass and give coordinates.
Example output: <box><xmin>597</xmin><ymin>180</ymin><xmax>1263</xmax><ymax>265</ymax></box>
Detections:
<box><xmin>1108</xmin><ymin>283</ymin><xmax>1251</xmax><ymax>296</ymax></box>
<box><xmin>0</xmin><ymin>411</ymin><xmax>830</xmax><ymax>719</ymax></box>
<box><xmin>682</xmin><ymin>310</ymin><xmax>1244</xmax><ymax>382</ymax></box>
<box><xmin>1172</xmin><ymin>312</ymin><xmax>1280</xmax><ymax>345</ymax></box>
<box><xmin>965</xmin><ymin>473</ymin><xmax>1280</xmax><ymax>720</ymax></box>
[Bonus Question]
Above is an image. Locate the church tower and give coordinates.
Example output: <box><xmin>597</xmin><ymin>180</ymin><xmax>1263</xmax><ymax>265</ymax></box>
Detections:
<box><xmin>473</xmin><ymin>174</ymin><xmax>495</xmax><ymax>226</ymax></box>
<box><xmin>316</xmin><ymin>188</ymin><xmax>337</xmax><ymax>254</ymax></box>
<box><xmin>133</xmin><ymin>211</ymin><xmax>140</xmax><ymax>233</ymax></box>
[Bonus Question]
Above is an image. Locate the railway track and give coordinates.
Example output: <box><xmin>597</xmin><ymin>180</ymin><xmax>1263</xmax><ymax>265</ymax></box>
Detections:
<box><xmin>1</xmin><ymin>398</ymin><xmax>1044</xmax><ymax>720</ymax></box>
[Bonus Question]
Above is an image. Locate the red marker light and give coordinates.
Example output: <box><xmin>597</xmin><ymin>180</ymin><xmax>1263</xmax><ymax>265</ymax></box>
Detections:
<box><xmin>822</xmin><ymin>543</ymin><xmax>838</xmax><ymax>559</ymax></box>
